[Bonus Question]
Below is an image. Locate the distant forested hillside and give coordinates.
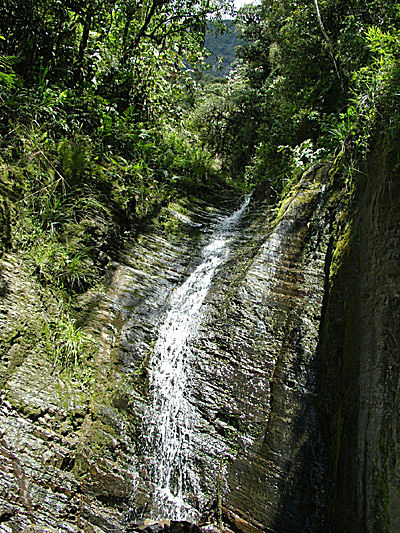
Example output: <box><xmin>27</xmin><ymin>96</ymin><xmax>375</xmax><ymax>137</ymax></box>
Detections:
<box><xmin>205</xmin><ymin>21</ymin><xmax>243</xmax><ymax>77</ymax></box>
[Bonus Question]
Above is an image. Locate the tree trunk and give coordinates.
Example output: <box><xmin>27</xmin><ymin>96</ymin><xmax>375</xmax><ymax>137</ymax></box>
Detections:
<box><xmin>313</xmin><ymin>0</ymin><xmax>344</xmax><ymax>93</ymax></box>
<box><xmin>73</xmin><ymin>6</ymin><xmax>93</xmax><ymax>87</ymax></box>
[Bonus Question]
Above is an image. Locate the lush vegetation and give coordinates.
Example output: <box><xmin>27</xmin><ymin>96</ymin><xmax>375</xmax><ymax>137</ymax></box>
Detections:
<box><xmin>195</xmin><ymin>0</ymin><xmax>400</xmax><ymax>194</ymax></box>
<box><xmin>0</xmin><ymin>0</ymin><xmax>235</xmax><ymax>368</ymax></box>
<box><xmin>1</xmin><ymin>0</ymin><xmax>400</xmax><ymax>368</ymax></box>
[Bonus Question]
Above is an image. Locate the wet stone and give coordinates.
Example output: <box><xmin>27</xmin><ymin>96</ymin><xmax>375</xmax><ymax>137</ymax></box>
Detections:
<box><xmin>0</xmin><ymin>183</ymin><xmax>333</xmax><ymax>532</ymax></box>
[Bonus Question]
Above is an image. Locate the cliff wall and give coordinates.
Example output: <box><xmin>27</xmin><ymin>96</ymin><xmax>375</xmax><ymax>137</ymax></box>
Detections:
<box><xmin>318</xmin><ymin>145</ymin><xmax>400</xmax><ymax>532</ymax></box>
<box><xmin>0</xmin><ymin>148</ymin><xmax>399</xmax><ymax>532</ymax></box>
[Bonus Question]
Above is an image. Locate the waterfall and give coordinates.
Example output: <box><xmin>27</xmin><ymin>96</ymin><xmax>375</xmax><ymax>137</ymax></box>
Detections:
<box><xmin>146</xmin><ymin>196</ymin><xmax>251</xmax><ymax>520</ymax></box>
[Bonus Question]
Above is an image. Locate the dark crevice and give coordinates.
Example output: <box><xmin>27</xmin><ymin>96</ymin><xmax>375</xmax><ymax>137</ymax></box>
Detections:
<box><xmin>60</xmin><ymin>455</ymin><xmax>76</xmax><ymax>472</ymax></box>
<box><xmin>0</xmin><ymin>509</ymin><xmax>16</xmax><ymax>523</ymax></box>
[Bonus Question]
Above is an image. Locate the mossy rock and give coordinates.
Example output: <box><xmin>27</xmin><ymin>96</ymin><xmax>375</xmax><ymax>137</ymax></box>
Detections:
<box><xmin>0</xmin><ymin>196</ymin><xmax>11</xmax><ymax>254</ymax></box>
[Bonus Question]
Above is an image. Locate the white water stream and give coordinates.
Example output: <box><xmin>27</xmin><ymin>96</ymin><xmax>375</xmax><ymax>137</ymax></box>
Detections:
<box><xmin>146</xmin><ymin>196</ymin><xmax>250</xmax><ymax>520</ymax></box>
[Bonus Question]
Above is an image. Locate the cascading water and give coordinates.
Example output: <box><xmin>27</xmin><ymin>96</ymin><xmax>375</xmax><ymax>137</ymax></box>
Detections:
<box><xmin>146</xmin><ymin>196</ymin><xmax>251</xmax><ymax>520</ymax></box>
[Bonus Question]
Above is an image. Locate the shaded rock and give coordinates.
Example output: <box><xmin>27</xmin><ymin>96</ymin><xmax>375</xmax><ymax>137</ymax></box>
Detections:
<box><xmin>221</xmin><ymin>508</ymin><xmax>267</xmax><ymax>533</ymax></box>
<box><xmin>169</xmin><ymin>521</ymin><xmax>202</xmax><ymax>533</ymax></box>
<box><xmin>179</xmin><ymin>175</ymin><xmax>330</xmax><ymax>531</ymax></box>
<box><xmin>133</xmin><ymin>519</ymin><xmax>200</xmax><ymax>533</ymax></box>
<box><xmin>318</xmin><ymin>144</ymin><xmax>400</xmax><ymax>531</ymax></box>
<box><xmin>141</xmin><ymin>522</ymin><xmax>164</xmax><ymax>533</ymax></box>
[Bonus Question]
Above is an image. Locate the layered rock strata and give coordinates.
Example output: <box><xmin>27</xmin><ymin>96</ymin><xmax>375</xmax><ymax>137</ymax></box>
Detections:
<box><xmin>3</xmin><ymin>153</ymin><xmax>396</xmax><ymax>533</ymax></box>
<box><xmin>318</xmin><ymin>146</ymin><xmax>400</xmax><ymax>532</ymax></box>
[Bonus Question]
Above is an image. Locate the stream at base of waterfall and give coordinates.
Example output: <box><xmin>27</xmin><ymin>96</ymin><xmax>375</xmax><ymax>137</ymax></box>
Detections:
<box><xmin>144</xmin><ymin>196</ymin><xmax>251</xmax><ymax>520</ymax></box>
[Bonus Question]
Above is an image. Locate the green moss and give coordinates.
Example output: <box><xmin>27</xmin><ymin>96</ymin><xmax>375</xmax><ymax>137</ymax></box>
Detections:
<box><xmin>329</xmin><ymin>223</ymin><xmax>353</xmax><ymax>284</ymax></box>
<box><xmin>85</xmin><ymin>419</ymin><xmax>116</xmax><ymax>453</ymax></box>
<box><xmin>154</xmin><ymin>208</ymin><xmax>183</xmax><ymax>235</ymax></box>
<box><xmin>0</xmin><ymin>313</ymin><xmax>45</xmax><ymax>387</ymax></box>
<box><xmin>274</xmin><ymin>169</ymin><xmax>326</xmax><ymax>224</ymax></box>
<box><xmin>4</xmin><ymin>387</ymin><xmax>43</xmax><ymax>419</ymax></box>
<box><xmin>374</xmin><ymin>470</ymin><xmax>390</xmax><ymax>532</ymax></box>
<box><xmin>0</xmin><ymin>196</ymin><xmax>11</xmax><ymax>253</ymax></box>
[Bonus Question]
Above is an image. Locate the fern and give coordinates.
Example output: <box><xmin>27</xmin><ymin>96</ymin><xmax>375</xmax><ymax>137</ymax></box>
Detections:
<box><xmin>58</xmin><ymin>139</ymin><xmax>88</xmax><ymax>187</ymax></box>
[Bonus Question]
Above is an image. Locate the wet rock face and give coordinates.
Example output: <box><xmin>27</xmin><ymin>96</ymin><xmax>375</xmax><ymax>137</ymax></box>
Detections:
<box><xmin>126</xmin><ymin>519</ymin><xmax>202</xmax><ymax>533</ymax></box>
<box><xmin>0</xmin><ymin>173</ymin><xmax>332</xmax><ymax>532</ymax></box>
<box><xmin>187</xmin><ymin>176</ymin><xmax>330</xmax><ymax>531</ymax></box>
<box><xmin>319</xmin><ymin>147</ymin><xmax>400</xmax><ymax>532</ymax></box>
<box><xmin>0</xmin><ymin>254</ymin><xmax>137</xmax><ymax>531</ymax></box>
<box><xmin>0</xmin><ymin>195</ymin><xmax>238</xmax><ymax>531</ymax></box>
<box><xmin>115</xmin><ymin>172</ymin><xmax>330</xmax><ymax>528</ymax></box>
